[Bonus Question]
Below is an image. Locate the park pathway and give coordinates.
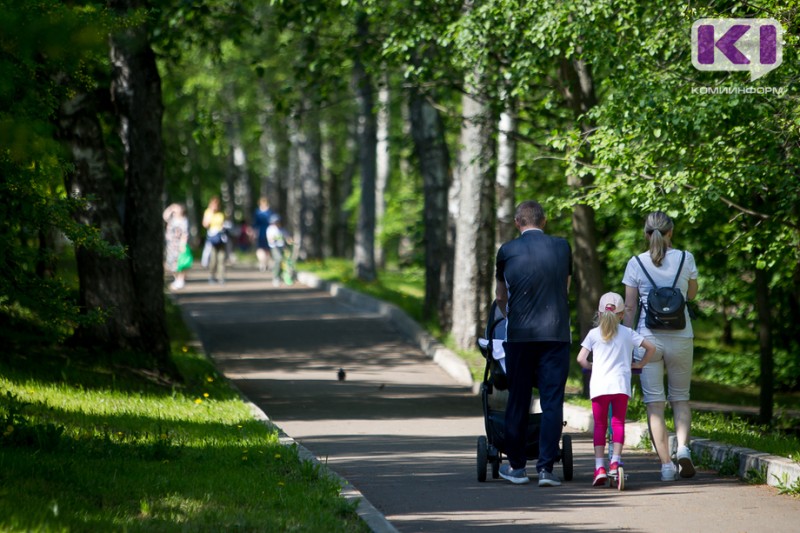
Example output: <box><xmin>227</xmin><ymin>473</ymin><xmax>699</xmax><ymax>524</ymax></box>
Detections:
<box><xmin>172</xmin><ymin>265</ymin><xmax>800</xmax><ymax>533</ymax></box>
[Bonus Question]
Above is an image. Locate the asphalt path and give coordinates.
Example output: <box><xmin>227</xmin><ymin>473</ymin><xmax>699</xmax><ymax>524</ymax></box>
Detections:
<box><xmin>173</xmin><ymin>266</ymin><xmax>800</xmax><ymax>533</ymax></box>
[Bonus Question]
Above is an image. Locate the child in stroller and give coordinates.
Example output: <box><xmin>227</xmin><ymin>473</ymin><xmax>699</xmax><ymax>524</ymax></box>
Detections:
<box><xmin>475</xmin><ymin>301</ymin><xmax>573</xmax><ymax>483</ymax></box>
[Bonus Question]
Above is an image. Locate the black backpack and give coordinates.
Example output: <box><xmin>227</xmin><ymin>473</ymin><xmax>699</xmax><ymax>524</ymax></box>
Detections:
<box><xmin>634</xmin><ymin>252</ymin><xmax>686</xmax><ymax>330</ymax></box>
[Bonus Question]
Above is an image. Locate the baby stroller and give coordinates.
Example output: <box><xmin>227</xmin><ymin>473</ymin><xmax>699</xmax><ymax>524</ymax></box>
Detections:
<box><xmin>475</xmin><ymin>301</ymin><xmax>573</xmax><ymax>482</ymax></box>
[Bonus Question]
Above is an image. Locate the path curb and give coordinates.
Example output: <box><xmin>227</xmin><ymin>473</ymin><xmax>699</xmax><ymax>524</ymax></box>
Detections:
<box><xmin>175</xmin><ymin>292</ymin><xmax>400</xmax><ymax>533</ymax></box>
<box><xmin>296</xmin><ymin>272</ymin><xmax>473</xmax><ymax>387</ymax></box>
<box><xmin>247</xmin><ymin>403</ymin><xmax>401</xmax><ymax>533</ymax></box>
<box><xmin>297</xmin><ymin>272</ymin><xmax>800</xmax><ymax>492</ymax></box>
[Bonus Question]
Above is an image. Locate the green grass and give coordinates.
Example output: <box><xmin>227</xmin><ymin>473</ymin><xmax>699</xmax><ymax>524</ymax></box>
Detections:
<box><xmin>301</xmin><ymin>259</ymin><xmax>432</xmax><ymax>329</ymax></box>
<box><xmin>0</xmin><ymin>302</ymin><xmax>368</xmax><ymax>532</ymax></box>
<box><xmin>296</xmin><ymin>261</ymin><xmax>800</xmax><ymax>463</ymax></box>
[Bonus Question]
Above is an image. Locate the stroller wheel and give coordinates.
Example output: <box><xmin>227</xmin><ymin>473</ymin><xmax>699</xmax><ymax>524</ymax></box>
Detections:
<box><xmin>491</xmin><ymin>458</ymin><xmax>500</xmax><ymax>479</ymax></box>
<box><xmin>477</xmin><ymin>436</ymin><xmax>488</xmax><ymax>482</ymax></box>
<box><xmin>561</xmin><ymin>434</ymin><xmax>574</xmax><ymax>481</ymax></box>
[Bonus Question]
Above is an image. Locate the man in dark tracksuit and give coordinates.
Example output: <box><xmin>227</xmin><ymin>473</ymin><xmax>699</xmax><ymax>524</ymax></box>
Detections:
<box><xmin>495</xmin><ymin>200</ymin><xmax>572</xmax><ymax>487</ymax></box>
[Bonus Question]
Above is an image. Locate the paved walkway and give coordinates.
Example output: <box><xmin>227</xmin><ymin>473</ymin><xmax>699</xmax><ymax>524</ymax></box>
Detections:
<box><xmin>172</xmin><ymin>266</ymin><xmax>800</xmax><ymax>533</ymax></box>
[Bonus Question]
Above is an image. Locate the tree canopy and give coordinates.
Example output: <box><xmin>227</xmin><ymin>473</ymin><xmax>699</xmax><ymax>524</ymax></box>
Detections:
<box><xmin>2</xmin><ymin>0</ymin><xmax>798</xmax><ymax>415</ymax></box>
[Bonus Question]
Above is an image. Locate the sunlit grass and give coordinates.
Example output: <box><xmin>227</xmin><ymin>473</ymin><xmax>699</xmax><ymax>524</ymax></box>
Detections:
<box><xmin>0</xmin><ymin>303</ymin><xmax>368</xmax><ymax>532</ymax></box>
<box><xmin>302</xmin><ymin>259</ymin><xmax>432</xmax><ymax>328</ymax></box>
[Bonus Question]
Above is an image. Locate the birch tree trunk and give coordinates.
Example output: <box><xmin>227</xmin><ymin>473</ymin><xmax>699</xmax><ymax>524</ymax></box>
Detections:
<box><xmin>258</xmin><ymin>96</ymin><xmax>290</xmax><ymax>217</ymax></box>
<box><xmin>496</xmin><ymin>96</ymin><xmax>517</xmax><ymax>246</ymax></box>
<box><xmin>108</xmin><ymin>4</ymin><xmax>173</xmax><ymax>368</ymax></box>
<box><xmin>224</xmin><ymin>99</ymin><xmax>252</xmax><ymax>224</ymax></box>
<box><xmin>375</xmin><ymin>80</ymin><xmax>390</xmax><ymax>269</ymax></box>
<box><xmin>559</xmin><ymin>57</ymin><xmax>604</xmax><ymax>347</ymax></box>
<box><xmin>352</xmin><ymin>9</ymin><xmax>377</xmax><ymax>281</ymax></box>
<box><xmin>299</xmin><ymin>100</ymin><xmax>324</xmax><ymax>260</ymax></box>
<box><xmin>409</xmin><ymin>88</ymin><xmax>451</xmax><ymax>325</ymax></box>
<box><xmin>288</xmin><ymin>96</ymin><xmax>323</xmax><ymax>261</ymax></box>
<box><xmin>451</xmin><ymin>90</ymin><xmax>495</xmax><ymax>350</ymax></box>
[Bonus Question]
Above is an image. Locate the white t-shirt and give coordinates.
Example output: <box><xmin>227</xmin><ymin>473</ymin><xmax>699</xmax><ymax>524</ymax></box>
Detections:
<box><xmin>622</xmin><ymin>248</ymin><xmax>698</xmax><ymax>338</ymax></box>
<box><xmin>266</xmin><ymin>224</ymin><xmax>285</xmax><ymax>248</ymax></box>
<box><xmin>581</xmin><ymin>325</ymin><xmax>645</xmax><ymax>399</ymax></box>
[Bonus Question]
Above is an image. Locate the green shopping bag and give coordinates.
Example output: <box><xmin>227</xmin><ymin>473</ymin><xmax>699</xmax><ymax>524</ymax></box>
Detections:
<box><xmin>176</xmin><ymin>244</ymin><xmax>193</xmax><ymax>271</ymax></box>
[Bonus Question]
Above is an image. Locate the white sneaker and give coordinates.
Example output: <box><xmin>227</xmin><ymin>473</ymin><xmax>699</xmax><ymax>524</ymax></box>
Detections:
<box><xmin>661</xmin><ymin>463</ymin><xmax>677</xmax><ymax>481</ymax></box>
<box><xmin>677</xmin><ymin>446</ymin><xmax>696</xmax><ymax>478</ymax></box>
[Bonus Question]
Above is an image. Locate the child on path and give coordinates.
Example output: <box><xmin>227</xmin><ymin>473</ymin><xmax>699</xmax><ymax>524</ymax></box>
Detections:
<box><xmin>577</xmin><ymin>292</ymin><xmax>656</xmax><ymax>487</ymax></box>
<box><xmin>266</xmin><ymin>214</ymin><xmax>292</xmax><ymax>286</ymax></box>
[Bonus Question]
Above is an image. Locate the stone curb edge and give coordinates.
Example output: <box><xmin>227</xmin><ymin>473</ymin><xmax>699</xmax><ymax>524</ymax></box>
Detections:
<box><xmin>173</xmin><ymin>292</ymin><xmax>400</xmax><ymax>533</ymax></box>
<box><xmin>247</xmin><ymin>402</ymin><xmax>401</xmax><ymax>533</ymax></box>
<box><xmin>298</xmin><ymin>272</ymin><xmax>800</xmax><ymax>492</ymax></box>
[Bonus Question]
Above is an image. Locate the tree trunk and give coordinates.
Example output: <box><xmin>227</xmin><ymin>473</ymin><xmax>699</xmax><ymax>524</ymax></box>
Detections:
<box><xmin>755</xmin><ymin>265</ymin><xmax>774</xmax><ymax>425</ymax></box>
<box><xmin>495</xmin><ymin>96</ymin><xmax>517</xmax><ymax>246</ymax></box>
<box><xmin>375</xmin><ymin>79</ymin><xmax>390</xmax><ymax>269</ymax></box>
<box><xmin>559</xmin><ymin>57</ymin><xmax>603</xmax><ymax>397</ymax></box>
<box><xmin>409</xmin><ymin>88</ymin><xmax>451</xmax><ymax>324</ymax></box>
<box><xmin>57</xmin><ymin>89</ymin><xmax>143</xmax><ymax>352</ymax></box>
<box><xmin>325</xmin><ymin>124</ymin><xmax>357</xmax><ymax>258</ymax></box>
<box><xmin>256</xmin><ymin>81</ymin><xmax>286</xmax><ymax>212</ymax></box>
<box><xmin>224</xmin><ymin>99</ymin><xmax>252</xmax><ymax>225</ymax></box>
<box><xmin>287</xmin><ymin>116</ymin><xmax>301</xmax><ymax>242</ymax></box>
<box><xmin>352</xmin><ymin>10</ymin><xmax>377</xmax><ymax>281</ymax></box>
<box><xmin>274</xmin><ymin>115</ymin><xmax>291</xmax><ymax>217</ymax></box>
<box><xmin>451</xmin><ymin>89</ymin><xmax>495</xmax><ymax>350</ymax></box>
<box><xmin>108</xmin><ymin>5</ymin><xmax>173</xmax><ymax>370</ymax></box>
<box><xmin>288</xmin><ymin>96</ymin><xmax>324</xmax><ymax>261</ymax></box>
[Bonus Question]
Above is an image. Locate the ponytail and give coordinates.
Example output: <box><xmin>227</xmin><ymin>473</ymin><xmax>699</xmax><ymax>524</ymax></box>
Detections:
<box><xmin>644</xmin><ymin>211</ymin><xmax>674</xmax><ymax>267</ymax></box>
<box><xmin>598</xmin><ymin>310</ymin><xmax>620</xmax><ymax>341</ymax></box>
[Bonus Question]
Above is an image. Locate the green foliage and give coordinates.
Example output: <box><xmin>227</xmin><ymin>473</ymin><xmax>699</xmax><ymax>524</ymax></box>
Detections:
<box><xmin>302</xmin><ymin>258</ymin><xmax>428</xmax><ymax>324</ymax></box>
<box><xmin>695</xmin><ymin>348</ymin><xmax>800</xmax><ymax>391</ymax></box>
<box><xmin>774</xmin><ymin>472</ymin><xmax>800</xmax><ymax>496</ymax></box>
<box><xmin>691</xmin><ymin>411</ymin><xmax>800</xmax><ymax>461</ymax></box>
<box><xmin>746</xmin><ymin>464</ymin><xmax>768</xmax><ymax>485</ymax></box>
<box><xmin>0</xmin><ymin>392</ymin><xmax>64</xmax><ymax>452</ymax></box>
<box><xmin>0</xmin><ymin>2</ymin><xmax>129</xmax><ymax>342</ymax></box>
<box><xmin>695</xmin><ymin>447</ymin><xmax>741</xmax><ymax>477</ymax></box>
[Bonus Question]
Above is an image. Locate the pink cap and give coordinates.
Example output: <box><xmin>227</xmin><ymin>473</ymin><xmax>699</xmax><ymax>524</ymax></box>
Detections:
<box><xmin>598</xmin><ymin>292</ymin><xmax>624</xmax><ymax>313</ymax></box>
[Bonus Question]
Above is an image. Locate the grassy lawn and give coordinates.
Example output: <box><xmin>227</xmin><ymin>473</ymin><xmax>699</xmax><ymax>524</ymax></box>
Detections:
<box><xmin>300</xmin><ymin>259</ymin><xmax>800</xmax><ymax>463</ymax></box>
<box><xmin>0</xmin><ymin>303</ymin><xmax>368</xmax><ymax>532</ymax></box>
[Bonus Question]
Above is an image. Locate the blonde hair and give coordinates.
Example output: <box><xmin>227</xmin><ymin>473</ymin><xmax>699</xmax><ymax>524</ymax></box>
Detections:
<box><xmin>597</xmin><ymin>310</ymin><xmax>621</xmax><ymax>342</ymax></box>
<box><xmin>644</xmin><ymin>211</ymin><xmax>674</xmax><ymax>267</ymax></box>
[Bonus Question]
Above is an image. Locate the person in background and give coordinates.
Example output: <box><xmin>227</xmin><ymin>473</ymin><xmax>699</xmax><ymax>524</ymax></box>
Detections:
<box><xmin>622</xmin><ymin>211</ymin><xmax>699</xmax><ymax>481</ymax></box>
<box><xmin>202</xmin><ymin>196</ymin><xmax>227</xmax><ymax>284</ymax></box>
<box><xmin>252</xmin><ymin>197</ymin><xmax>273</xmax><ymax>273</ymax></box>
<box><xmin>266</xmin><ymin>214</ymin><xmax>291</xmax><ymax>287</ymax></box>
<box><xmin>163</xmin><ymin>203</ymin><xmax>189</xmax><ymax>290</ymax></box>
<box><xmin>577</xmin><ymin>292</ymin><xmax>656</xmax><ymax>487</ymax></box>
<box><xmin>494</xmin><ymin>200</ymin><xmax>572</xmax><ymax>488</ymax></box>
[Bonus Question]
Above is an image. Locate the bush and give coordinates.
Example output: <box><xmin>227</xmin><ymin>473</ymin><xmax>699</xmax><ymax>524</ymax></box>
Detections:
<box><xmin>694</xmin><ymin>348</ymin><xmax>800</xmax><ymax>392</ymax></box>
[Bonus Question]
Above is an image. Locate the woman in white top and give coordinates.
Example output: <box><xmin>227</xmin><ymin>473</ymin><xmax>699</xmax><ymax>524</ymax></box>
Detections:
<box><xmin>577</xmin><ymin>292</ymin><xmax>655</xmax><ymax>487</ymax></box>
<box><xmin>622</xmin><ymin>211</ymin><xmax>699</xmax><ymax>481</ymax></box>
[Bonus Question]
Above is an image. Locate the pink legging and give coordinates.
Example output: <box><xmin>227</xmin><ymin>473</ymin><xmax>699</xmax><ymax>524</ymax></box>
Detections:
<box><xmin>592</xmin><ymin>393</ymin><xmax>629</xmax><ymax>447</ymax></box>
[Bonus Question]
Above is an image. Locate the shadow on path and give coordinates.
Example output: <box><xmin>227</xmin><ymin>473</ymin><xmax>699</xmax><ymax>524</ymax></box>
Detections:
<box><xmin>173</xmin><ymin>267</ymin><xmax>800</xmax><ymax>533</ymax></box>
